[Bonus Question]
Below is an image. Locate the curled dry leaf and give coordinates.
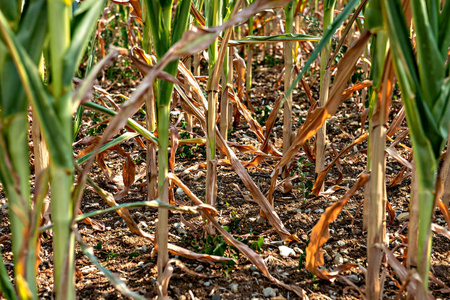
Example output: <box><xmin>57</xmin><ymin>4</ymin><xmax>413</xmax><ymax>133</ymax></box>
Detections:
<box><xmin>377</xmin><ymin>243</ymin><xmax>423</xmax><ymax>296</ymax></box>
<box><xmin>78</xmin><ymin>208</ymin><xmax>105</xmax><ymax>231</ymax></box>
<box><xmin>438</xmin><ymin>200</ymin><xmax>450</xmax><ymax>229</ymax></box>
<box><xmin>306</xmin><ymin>173</ymin><xmax>369</xmax><ymax>281</ymax></box>
<box><xmin>312</xmin><ymin>134</ymin><xmax>368</xmax><ymax>196</ymax></box>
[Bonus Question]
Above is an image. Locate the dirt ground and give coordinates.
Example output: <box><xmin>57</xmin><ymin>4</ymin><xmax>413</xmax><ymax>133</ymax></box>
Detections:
<box><xmin>1</xmin><ymin>50</ymin><xmax>449</xmax><ymax>300</ymax></box>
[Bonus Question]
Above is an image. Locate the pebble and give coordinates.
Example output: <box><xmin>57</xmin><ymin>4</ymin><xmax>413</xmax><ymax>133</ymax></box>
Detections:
<box><xmin>180</xmin><ymin>296</ymin><xmax>187</xmax><ymax>300</ymax></box>
<box><xmin>347</xmin><ymin>275</ymin><xmax>360</xmax><ymax>283</ymax></box>
<box><xmin>176</xmin><ymin>187</ymin><xmax>184</xmax><ymax>196</ymax></box>
<box><xmin>279</xmin><ymin>246</ymin><xmax>295</xmax><ymax>258</ymax></box>
<box><xmin>397</xmin><ymin>212</ymin><xmax>409</xmax><ymax>222</ymax></box>
<box><xmin>304</xmin><ymin>208</ymin><xmax>311</xmax><ymax>213</ymax></box>
<box><xmin>142</xmin><ymin>245</ymin><xmax>148</xmax><ymax>252</ymax></box>
<box><xmin>204</xmin><ymin>281</ymin><xmax>211</xmax><ymax>287</ymax></box>
<box><xmin>323</xmin><ymin>245</ymin><xmax>333</xmax><ymax>252</ymax></box>
<box><xmin>263</xmin><ymin>287</ymin><xmax>277</xmax><ymax>298</ymax></box>
<box><xmin>137</xmin><ymin>261</ymin><xmax>144</xmax><ymax>267</ymax></box>
<box><xmin>252</xmin><ymin>272</ymin><xmax>260</xmax><ymax>277</ymax></box>
<box><xmin>334</xmin><ymin>253</ymin><xmax>344</xmax><ymax>265</ymax></box>
<box><xmin>256</xmin><ymin>216</ymin><xmax>266</xmax><ymax>224</ymax></box>
<box><xmin>229</xmin><ymin>283</ymin><xmax>239</xmax><ymax>293</ymax></box>
<box><xmin>212</xmin><ymin>294</ymin><xmax>221</xmax><ymax>300</ymax></box>
<box><xmin>314</xmin><ymin>209</ymin><xmax>325</xmax><ymax>213</ymax></box>
<box><xmin>250</xmin><ymin>265</ymin><xmax>258</xmax><ymax>272</ymax></box>
<box><xmin>174</xmin><ymin>223</ymin><xmax>187</xmax><ymax>236</ymax></box>
<box><xmin>336</xmin><ymin>240</ymin><xmax>345</xmax><ymax>247</ymax></box>
<box><xmin>324</xmin><ymin>252</ymin><xmax>332</xmax><ymax>262</ymax></box>
<box><xmin>195</xmin><ymin>265</ymin><xmax>204</xmax><ymax>272</ymax></box>
<box><xmin>291</xmin><ymin>208</ymin><xmax>302</xmax><ymax>214</ymax></box>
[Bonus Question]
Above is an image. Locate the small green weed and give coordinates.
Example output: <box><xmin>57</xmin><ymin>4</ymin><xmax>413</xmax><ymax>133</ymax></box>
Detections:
<box><xmin>93</xmin><ymin>243</ymin><xmax>118</xmax><ymax>263</ymax></box>
<box><xmin>291</xmin><ymin>157</ymin><xmax>314</xmax><ymax>203</ymax></box>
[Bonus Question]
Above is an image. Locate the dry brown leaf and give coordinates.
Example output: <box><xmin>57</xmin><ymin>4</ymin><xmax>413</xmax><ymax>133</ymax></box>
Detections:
<box><xmin>385</xmin><ymin>147</ymin><xmax>412</xmax><ymax>169</ymax></box>
<box><xmin>312</xmin><ymin>134</ymin><xmax>368</xmax><ymax>195</ymax></box>
<box><xmin>78</xmin><ymin>208</ymin><xmax>105</xmax><ymax>231</ymax></box>
<box><xmin>306</xmin><ymin>173</ymin><xmax>369</xmax><ymax>281</ymax></box>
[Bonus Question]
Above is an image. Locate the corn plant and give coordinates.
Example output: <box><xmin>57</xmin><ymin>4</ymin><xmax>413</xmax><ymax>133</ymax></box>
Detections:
<box><xmin>314</xmin><ymin>0</ymin><xmax>335</xmax><ymax>193</ymax></box>
<box><xmin>0</xmin><ymin>0</ymin><xmax>103</xmax><ymax>298</ymax></box>
<box><xmin>143</xmin><ymin>0</ymin><xmax>191</xmax><ymax>282</ymax></box>
<box><xmin>282</xmin><ymin>1</ymin><xmax>294</xmax><ymax>157</ymax></box>
<box><xmin>380</xmin><ymin>0</ymin><xmax>450</xmax><ymax>297</ymax></box>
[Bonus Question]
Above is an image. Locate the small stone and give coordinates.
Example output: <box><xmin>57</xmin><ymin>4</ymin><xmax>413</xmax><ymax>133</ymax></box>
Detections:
<box><xmin>336</xmin><ymin>240</ymin><xmax>345</xmax><ymax>247</ymax></box>
<box><xmin>278</xmin><ymin>246</ymin><xmax>295</xmax><ymax>258</ymax></box>
<box><xmin>176</xmin><ymin>187</ymin><xmax>184</xmax><ymax>196</ymax></box>
<box><xmin>256</xmin><ymin>216</ymin><xmax>266</xmax><ymax>224</ymax></box>
<box><xmin>229</xmin><ymin>283</ymin><xmax>239</xmax><ymax>293</ymax></box>
<box><xmin>397</xmin><ymin>212</ymin><xmax>409</xmax><ymax>222</ymax></box>
<box><xmin>334</xmin><ymin>253</ymin><xmax>344</xmax><ymax>265</ymax></box>
<box><xmin>180</xmin><ymin>296</ymin><xmax>187</xmax><ymax>300</ymax></box>
<box><xmin>137</xmin><ymin>261</ymin><xmax>144</xmax><ymax>267</ymax></box>
<box><xmin>174</xmin><ymin>223</ymin><xmax>187</xmax><ymax>236</ymax></box>
<box><xmin>195</xmin><ymin>265</ymin><xmax>204</xmax><ymax>272</ymax></box>
<box><xmin>304</xmin><ymin>208</ymin><xmax>311</xmax><ymax>213</ymax></box>
<box><xmin>323</xmin><ymin>245</ymin><xmax>333</xmax><ymax>252</ymax></box>
<box><xmin>291</xmin><ymin>208</ymin><xmax>302</xmax><ymax>214</ymax></box>
<box><xmin>212</xmin><ymin>294</ymin><xmax>221</xmax><ymax>300</ymax></box>
<box><xmin>263</xmin><ymin>287</ymin><xmax>277</xmax><ymax>298</ymax></box>
<box><xmin>204</xmin><ymin>281</ymin><xmax>211</xmax><ymax>287</ymax></box>
<box><xmin>314</xmin><ymin>209</ymin><xmax>325</xmax><ymax>214</ymax></box>
<box><xmin>347</xmin><ymin>275</ymin><xmax>360</xmax><ymax>283</ymax></box>
<box><xmin>252</xmin><ymin>272</ymin><xmax>260</xmax><ymax>277</ymax></box>
<box><xmin>389</xmin><ymin>281</ymin><xmax>395</xmax><ymax>286</ymax></box>
<box><xmin>142</xmin><ymin>245</ymin><xmax>148</xmax><ymax>252</ymax></box>
<box><xmin>324</xmin><ymin>252</ymin><xmax>332</xmax><ymax>262</ymax></box>
<box><xmin>250</xmin><ymin>265</ymin><xmax>258</xmax><ymax>272</ymax></box>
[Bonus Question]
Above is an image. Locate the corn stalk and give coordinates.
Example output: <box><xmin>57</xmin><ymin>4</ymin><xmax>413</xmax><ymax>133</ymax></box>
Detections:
<box><xmin>282</xmin><ymin>1</ymin><xmax>294</xmax><ymax>158</ymax></box>
<box><xmin>205</xmin><ymin>0</ymin><xmax>222</xmax><ymax>234</ymax></box>
<box><xmin>314</xmin><ymin>0</ymin><xmax>335</xmax><ymax>193</ymax></box>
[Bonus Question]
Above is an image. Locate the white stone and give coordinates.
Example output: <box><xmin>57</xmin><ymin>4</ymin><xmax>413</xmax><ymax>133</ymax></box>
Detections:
<box><xmin>279</xmin><ymin>246</ymin><xmax>295</xmax><ymax>258</ymax></box>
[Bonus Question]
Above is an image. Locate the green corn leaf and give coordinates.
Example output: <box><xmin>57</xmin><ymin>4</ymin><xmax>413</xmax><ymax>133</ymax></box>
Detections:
<box><xmin>228</xmin><ymin>33</ymin><xmax>320</xmax><ymax>45</ymax></box>
<box><xmin>82</xmin><ymin>101</ymin><xmax>159</xmax><ymax>144</ymax></box>
<box><xmin>172</xmin><ymin>0</ymin><xmax>192</xmax><ymax>45</ymax></box>
<box><xmin>0</xmin><ymin>13</ymin><xmax>73</xmax><ymax>168</ymax></box>
<box><xmin>0</xmin><ymin>248</ymin><xmax>17</xmax><ymax>300</ymax></box>
<box><xmin>0</xmin><ymin>0</ymin><xmax>18</xmax><ymax>25</ymax></box>
<box><xmin>410</xmin><ymin>0</ymin><xmax>445</xmax><ymax>111</ymax></box>
<box><xmin>438</xmin><ymin>0</ymin><xmax>450</xmax><ymax>57</ymax></box>
<box><xmin>63</xmin><ymin>0</ymin><xmax>104</xmax><ymax>87</ymax></box>
<box><xmin>76</xmin><ymin>132</ymin><xmax>139</xmax><ymax>165</ymax></box>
